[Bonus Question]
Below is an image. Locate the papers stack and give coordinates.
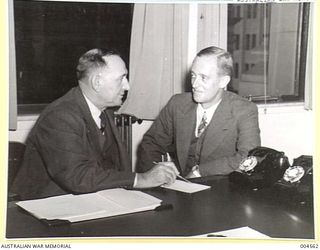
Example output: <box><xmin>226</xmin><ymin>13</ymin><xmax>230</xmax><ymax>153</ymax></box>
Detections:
<box><xmin>16</xmin><ymin>188</ymin><xmax>162</xmax><ymax>223</ymax></box>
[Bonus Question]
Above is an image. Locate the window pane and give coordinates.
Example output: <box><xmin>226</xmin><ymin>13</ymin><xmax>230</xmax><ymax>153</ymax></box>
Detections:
<box><xmin>14</xmin><ymin>0</ymin><xmax>133</xmax><ymax>105</ymax></box>
<box><xmin>227</xmin><ymin>3</ymin><xmax>309</xmax><ymax>103</ymax></box>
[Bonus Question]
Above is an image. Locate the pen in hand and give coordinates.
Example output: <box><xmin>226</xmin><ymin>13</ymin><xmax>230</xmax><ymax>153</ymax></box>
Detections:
<box><xmin>176</xmin><ymin>174</ymin><xmax>192</xmax><ymax>183</ymax></box>
<box><xmin>164</xmin><ymin>153</ymin><xmax>191</xmax><ymax>183</ymax></box>
<box><xmin>153</xmin><ymin>158</ymin><xmax>192</xmax><ymax>184</ymax></box>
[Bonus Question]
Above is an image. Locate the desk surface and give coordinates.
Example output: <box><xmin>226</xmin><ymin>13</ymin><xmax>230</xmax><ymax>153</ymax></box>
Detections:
<box><xmin>6</xmin><ymin>176</ymin><xmax>314</xmax><ymax>239</ymax></box>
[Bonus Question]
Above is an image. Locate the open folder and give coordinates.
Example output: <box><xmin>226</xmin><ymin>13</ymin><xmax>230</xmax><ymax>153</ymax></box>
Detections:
<box><xmin>16</xmin><ymin>188</ymin><xmax>162</xmax><ymax>224</ymax></box>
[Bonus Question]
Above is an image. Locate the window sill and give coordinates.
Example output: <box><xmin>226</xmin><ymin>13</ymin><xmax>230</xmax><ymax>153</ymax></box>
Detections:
<box><xmin>257</xmin><ymin>101</ymin><xmax>311</xmax><ymax>114</ymax></box>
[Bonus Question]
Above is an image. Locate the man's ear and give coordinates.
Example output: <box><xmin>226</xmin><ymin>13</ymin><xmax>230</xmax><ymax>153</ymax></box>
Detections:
<box><xmin>91</xmin><ymin>74</ymin><xmax>101</xmax><ymax>92</ymax></box>
<box><xmin>218</xmin><ymin>75</ymin><xmax>231</xmax><ymax>89</ymax></box>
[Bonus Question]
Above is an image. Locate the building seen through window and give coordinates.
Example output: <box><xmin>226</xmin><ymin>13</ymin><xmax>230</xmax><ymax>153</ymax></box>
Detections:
<box><xmin>227</xmin><ymin>3</ymin><xmax>310</xmax><ymax>103</ymax></box>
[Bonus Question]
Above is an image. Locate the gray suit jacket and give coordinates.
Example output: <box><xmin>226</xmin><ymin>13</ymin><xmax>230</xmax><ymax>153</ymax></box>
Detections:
<box><xmin>137</xmin><ymin>91</ymin><xmax>261</xmax><ymax>176</ymax></box>
<box><xmin>12</xmin><ymin>86</ymin><xmax>135</xmax><ymax>200</ymax></box>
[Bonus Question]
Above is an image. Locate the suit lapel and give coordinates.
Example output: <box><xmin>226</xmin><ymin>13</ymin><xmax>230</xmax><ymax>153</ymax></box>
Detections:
<box><xmin>73</xmin><ymin>87</ymin><xmax>104</xmax><ymax>163</ymax></box>
<box><xmin>176</xmin><ymin>101</ymin><xmax>197</xmax><ymax>173</ymax></box>
<box><xmin>201</xmin><ymin>93</ymin><xmax>233</xmax><ymax>160</ymax></box>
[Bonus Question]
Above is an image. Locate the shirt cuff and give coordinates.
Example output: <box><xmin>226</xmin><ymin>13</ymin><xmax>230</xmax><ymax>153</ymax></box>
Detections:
<box><xmin>192</xmin><ymin>165</ymin><xmax>201</xmax><ymax>177</ymax></box>
<box><xmin>133</xmin><ymin>173</ymin><xmax>138</xmax><ymax>187</ymax></box>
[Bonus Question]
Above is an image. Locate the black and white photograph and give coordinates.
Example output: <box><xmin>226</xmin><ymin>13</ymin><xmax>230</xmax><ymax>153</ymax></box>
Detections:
<box><xmin>3</xmin><ymin>0</ymin><xmax>318</xmax><ymax>248</ymax></box>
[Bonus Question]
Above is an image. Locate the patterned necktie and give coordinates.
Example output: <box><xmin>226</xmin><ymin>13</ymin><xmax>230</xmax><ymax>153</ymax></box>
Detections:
<box><xmin>99</xmin><ymin>111</ymin><xmax>107</xmax><ymax>133</ymax></box>
<box><xmin>197</xmin><ymin>111</ymin><xmax>207</xmax><ymax>137</ymax></box>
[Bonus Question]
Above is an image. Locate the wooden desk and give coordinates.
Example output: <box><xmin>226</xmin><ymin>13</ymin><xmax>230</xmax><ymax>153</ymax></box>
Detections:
<box><xmin>6</xmin><ymin>176</ymin><xmax>314</xmax><ymax>238</ymax></box>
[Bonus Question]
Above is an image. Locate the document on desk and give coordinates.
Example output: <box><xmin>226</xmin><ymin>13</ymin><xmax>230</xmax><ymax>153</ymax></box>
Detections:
<box><xmin>162</xmin><ymin>180</ymin><xmax>210</xmax><ymax>193</ymax></box>
<box><xmin>193</xmin><ymin>226</ymin><xmax>270</xmax><ymax>238</ymax></box>
<box><xmin>16</xmin><ymin>188</ymin><xmax>162</xmax><ymax>223</ymax></box>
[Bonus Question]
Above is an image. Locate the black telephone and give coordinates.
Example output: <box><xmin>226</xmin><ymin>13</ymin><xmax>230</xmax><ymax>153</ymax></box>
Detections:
<box><xmin>274</xmin><ymin>155</ymin><xmax>313</xmax><ymax>205</ymax></box>
<box><xmin>229</xmin><ymin>146</ymin><xmax>290</xmax><ymax>190</ymax></box>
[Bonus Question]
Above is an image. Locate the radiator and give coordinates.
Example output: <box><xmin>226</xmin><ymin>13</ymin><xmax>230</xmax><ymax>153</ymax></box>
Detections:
<box><xmin>114</xmin><ymin>114</ymin><xmax>142</xmax><ymax>168</ymax></box>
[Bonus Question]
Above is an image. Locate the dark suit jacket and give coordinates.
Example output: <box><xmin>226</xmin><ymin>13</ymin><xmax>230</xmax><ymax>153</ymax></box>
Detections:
<box><xmin>137</xmin><ymin>91</ymin><xmax>261</xmax><ymax>176</ymax></box>
<box><xmin>12</xmin><ymin>87</ymin><xmax>135</xmax><ymax>200</ymax></box>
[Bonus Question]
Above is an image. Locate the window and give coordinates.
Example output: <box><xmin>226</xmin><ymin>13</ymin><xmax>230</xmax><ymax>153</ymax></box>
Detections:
<box><xmin>245</xmin><ymin>34</ymin><xmax>250</xmax><ymax>50</ymax></box>
<box><xmin>227</xmin><ymin>3</ymin><xmax>310</xmax><ymax>103</ymax></box>
<box><xmin>234</xmin><ymin>34</ymin><xmax>240</xmax><ymax>50</ymax></box>
<box><xmin>247</xmin><ymin>5</ymin><xmax>252</xmax><ymax>19</ymax></box>
<box><xmin>253</xmin><ymin>4</ymin><xmax>257</xmax><ymax>18</ymax></box>
<box><xmin>245</xmin><ymin>63</ymin><xmax>250</xmax><ymax>72</ymax></box>
<box><xmin>252</xmin><ymin>34</ymin><xmax>256</xmax><ymax>49</ymax></box>
<box><xmin>265</xmin><ymin>4</ymin><xmax>270</xmax><ymax>18</ymax></box>
<box><xmin>14</xmin><ymin>0</ymin><xmax>133</xmax><ymax>111</ymax></box>
<box><xmin>236</xmin><ymin>6</ymin><xmax>241</xmax><ymax>18</ymax></box>
<box><xmin>234</xmin><ymin>63</ymin><xmax>239</xmax><ymax>79</ymax></box>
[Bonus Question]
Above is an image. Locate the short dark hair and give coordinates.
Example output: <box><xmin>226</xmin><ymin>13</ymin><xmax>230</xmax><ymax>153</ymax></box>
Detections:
<box><xmin>196</xmin><ymin>46</ymin><xmax>233</xmax><ymax>77</ymax></box>
<box><xmin>76</xmin><ymin>48</ymin><xmax>121</xmax><ymax>80</ymax></box>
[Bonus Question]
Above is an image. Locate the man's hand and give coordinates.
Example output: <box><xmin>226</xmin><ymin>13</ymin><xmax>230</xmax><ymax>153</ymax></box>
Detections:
<box><xmin>134</xmin><ymin>162</ymin><xmax>179</xmax><ymax>188</ymax></box>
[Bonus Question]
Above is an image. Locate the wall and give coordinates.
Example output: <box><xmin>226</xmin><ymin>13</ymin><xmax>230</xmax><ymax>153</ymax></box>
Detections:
<box><xmin>10</xmin><ymin>103</ymin><xmax>314</xmax><ymax>167</ymax></box>
<box><xmin>257</xmin><ymin>104</ymin><xmax>314</xmax><ymax>163</ymax></box>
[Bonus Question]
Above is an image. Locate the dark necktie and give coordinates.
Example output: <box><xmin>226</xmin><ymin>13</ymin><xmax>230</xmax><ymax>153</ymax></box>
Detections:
<box><xmin>99</xmin><ymin>111</ymin><xmax>107</xmax><ymax>133</ymax></box>
<box><xmin>197</xmin><ymin>111</ymin><xmax>207</xmax><ymax>137</ymax></box>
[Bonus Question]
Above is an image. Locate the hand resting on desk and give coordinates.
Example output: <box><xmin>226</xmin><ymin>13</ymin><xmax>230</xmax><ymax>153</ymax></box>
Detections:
<box><xmin>134</xmin><ymin>162</ymin><xmax>179</xmax><ymax>188</ymax></box>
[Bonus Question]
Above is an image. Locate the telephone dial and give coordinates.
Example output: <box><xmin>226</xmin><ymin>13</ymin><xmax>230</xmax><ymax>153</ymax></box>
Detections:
<box><xmin>274</xmin><ymin>155</ymin><xmax>313</xmax><ymax>205</ymax></box>
<box><xmin>229</xmin><ymin>146</ymin><xmax>290</xmax><ymax>190</ymax></box>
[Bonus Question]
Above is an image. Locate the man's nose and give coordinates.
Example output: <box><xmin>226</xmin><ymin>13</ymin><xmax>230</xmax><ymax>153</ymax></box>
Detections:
<box><xmin>191</xmin><ymin>76</ymin><xmax>200</xmax><ymax>88</ymax></box>
<box><xmin>122</xmin><ymin>77</ymin><xmax>130</xmax><ymax>91</ymax></box>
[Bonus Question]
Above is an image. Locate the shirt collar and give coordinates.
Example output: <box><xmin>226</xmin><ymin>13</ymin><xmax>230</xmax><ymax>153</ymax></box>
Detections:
<box><xmin>82</xmin><ymin>92</ymin><xmax>102</xmax><ymax>129</ymax></box>
<box><xmin>196</xmin><ymin>99</ymin><xmax>222</xmax><ymax>125</ymax></box>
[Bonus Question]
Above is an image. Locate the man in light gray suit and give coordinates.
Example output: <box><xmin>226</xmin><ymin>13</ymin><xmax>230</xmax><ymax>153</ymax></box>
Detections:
<box><xmin>136</xmin><ymin>46</ymin><xmax>261</xmax><ymax>178</ymax></box>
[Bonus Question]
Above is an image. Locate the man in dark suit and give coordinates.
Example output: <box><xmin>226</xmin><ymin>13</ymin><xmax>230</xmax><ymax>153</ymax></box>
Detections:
<box><xmin>12</xmin><ymin>48</ymin><xmax>179</xmax><ymax>200</ymax></box>
<box><xmin>137</xmin><ymin>46</ymin><xmax>261</xmax><ymax>178</ymax></box>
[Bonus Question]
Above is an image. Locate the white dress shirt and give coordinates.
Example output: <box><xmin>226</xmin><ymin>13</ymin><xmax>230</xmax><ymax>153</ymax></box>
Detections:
<box><xmin>83</xmin><ymin>93</ymin><xmax>102</xmax><ymax>129</ymax></box>
<box><xmin>195</xmin><ymin>100</ymin><xmax>222</xmax><ymax>137</ymax></box>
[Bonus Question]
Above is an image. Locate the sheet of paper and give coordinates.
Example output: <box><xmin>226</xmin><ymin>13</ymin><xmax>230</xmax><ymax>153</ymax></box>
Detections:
<box><xmin>162</xmin><ymin>180</ymin><xmax>210</xmax><ymax>193</ymax></box>
<box><xmin>16</xmin><ymin>193</ymin><xmax>115</xmax><ymax>221</ymax></box>
<box><xmin>97</xmin><ymin>188</ymin><xmax>162</xmax><ymax>212</ymax></box>
<box><xmin>16</xmin><ymin>188</ymin><xmax>162</xmax><ymax>223</ymax></box>
<box><xmin>194</xmin><ymin>226</ymin><xmax>270</xmax><ymax>239</ymax></box>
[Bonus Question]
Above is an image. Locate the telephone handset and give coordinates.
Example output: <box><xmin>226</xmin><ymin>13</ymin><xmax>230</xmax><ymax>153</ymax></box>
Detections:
<box><xmin>229</xmin><ymin>146</ymin><xmax>290</xmax><ymax>190</ymax></box>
